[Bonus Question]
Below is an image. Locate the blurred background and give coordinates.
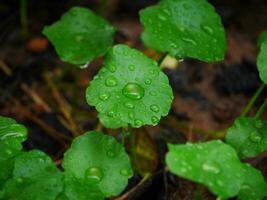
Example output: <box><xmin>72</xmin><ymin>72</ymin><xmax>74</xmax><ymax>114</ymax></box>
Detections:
<box><xmin>1</xmin><ymin>0</ymin><xmax>267</xmax><ymax>199</ymax></box>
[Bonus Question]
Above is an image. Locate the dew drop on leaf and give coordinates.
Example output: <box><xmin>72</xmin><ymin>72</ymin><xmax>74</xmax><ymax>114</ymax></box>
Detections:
<box><xmin>134</xmin><ymin>119</ymin><xmax>143</xmax><ymax>127</ymax></box>
<box><xmin>158</xmin><ymin>14</ymin><xmax>167</xmax><ymax>21</ymax></box>
<box><xmin>151</xmin><ymin>116</ymin><xmax>159</xmax><ymax>124</ymax></box>
<box><xmin>120</xmin><ymin>168</ymin><xmax>131</xmax><ymax>176</ymax></box>
<box><xmin>85</xmin><ymin>167</ymin><xmax>103</xmax><ymax>184</ymax></box>
<box><xmin>128</xmin><ymin>65</ymin><xmax>135</xmax><ymax>71</ymax></box>
<box><xmin>182</xmin><ymin>37</ymin><xmax>197</xmax><ymax>45</ymax></box>
<box><xmin>145</xmin><ymin>78</ymin><xmax>152</xmax><ymax>85</ymax></box>
<box><xmin>106</xmin><ymin>150</ymin><xmax>116</xmax><ymax>158</ymax></box>
<box><xmin>105</xmin><ymin>76</ymin><xmax>118</xmax><ymax>87</ymax></box>
<box><xmin>107</xmin><ymin>110</ymin><xmax>116</xmax><ymax>118</ymax></box>
<box><xmin>108</xmin><ymin>65</ymin><xmax>116</xmax><ymax>73</ymax></box>
<box><xmin>122</xmin><ymin>83</ymin><xmax>145</xmax><ymax>100</ymax></box>
<box><xmin>99</xmin><ymin>93</ymin><xmax>109</xmax><ymax>101</ymax></box>
<box><xmin>16</xmin><ymin>177</ymin><xmax>24</xmax><ymax>184</ymax></box>
<box><xmin>150</xmin><ymin>104</ymin><xmax>160</xmax><ymax>113</ymax></box>
<box><xmin>128</xmin><ymin>112</ymin><xmax>134</xmax><ymax>119</ymax></box>
<box><xmin>249</xmin><ymin>131</ymin><xmax>262</xmax><ymax>143</ymax></box>
<box><xmin>202</xmin><ymin>161</ymin><xmax>221</xmax><ymax>174</ymax></box>
<box><xmin>124</xmin><ymin>102</ymin><xmax>134</xmax><ymax>109</ymax></box>
<box><xmin>201</xmin><ymin>24</ymin><xmax>214</xmax><ymax>35</ymax></box>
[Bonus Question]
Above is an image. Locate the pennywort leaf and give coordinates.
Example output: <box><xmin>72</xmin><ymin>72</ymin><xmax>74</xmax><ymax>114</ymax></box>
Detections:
<box><xmin>86</xmin><ymin>44</ymin><xmax>173</xmax><ymax>128</ymax></box>
<box><xmin>1</xmin><ymin>150</ymin><xmax>63</xmax><ymax>200</ymax></box>
<box><xmin>226</xmin><ymin>117</ymin><xmax>267</xmax><ymax>159</ymax></box>
<box><xmin>43</xmin><ymin>7</ymin><xmax>115</xmax><ymax>65</ymax></box>
<box><xmin>257</xmin><ymin>30</ymin><xmax>267</xmax><ymax>48</ymax></box>
<box><xmin>62</xmin><ymin>131</ymin><xmax>133</xmax><ymax>198</ymax></box>
<box><xmin>166</xmin><ymin>140</ymin><xmax>245</xmax><ymax>198</ymax></box>
<box><xmin>139</xmin><ymin>0</ymin><xmax>226</xmax><ymax>62</ymax></box>
<box><xmin>257</xmin><ymin>36</ymin><xmax>267</xmax><ymax>84</ymax></box>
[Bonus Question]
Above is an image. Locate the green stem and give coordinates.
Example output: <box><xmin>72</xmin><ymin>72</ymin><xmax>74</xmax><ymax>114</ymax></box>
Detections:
<box><xmin>255</xmin><ymin>98</ymin><xmax>267</xmax><ymax>119</ymax></box>
<box><xmin>20</xmin><ymin>0</ymin><xmax>28</xmax><ymax>37</ymax></box>
<box><xmin>240</xmin><ymin>83</ymin><xmax>266</xmax><ymax>117</ymax></box>
<box><xmin>121</xmin><ymin>127</ymin><xmax>127</xmax><ymax>146</ymax></box>
<box><xmin>158</xmin><ymin>53</ymin><xmax>168</xmax><ymax>66</ymax></box>
<box><xmin>128</xmin><ymin>124</ymin><xmax>136</xmax><ymax>162</ymax></box>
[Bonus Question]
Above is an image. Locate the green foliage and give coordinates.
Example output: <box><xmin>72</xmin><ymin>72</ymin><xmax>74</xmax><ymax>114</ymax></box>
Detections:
<box><xmin>166</xmin><ymin>140</ymin><xmax>245</xmax><ymax>198</ymax></box>
<box><xmin>86</xmin><ymin>44</ymin><xmax>173</xmax><ymax>128</ymax></box>
<box><xmin>226</xmin><ymin>117</ymin><xmax>267</xmax><ymax>159</ymax></box>
<box><xmin>43</xmin><ymin>7</ymin><xmax>115</xmax><ymax>65</ymax></box>
<box><xmin>238</xmin><ymin>164</ymin><xmax>267</xmax><ymax>200</ymax></box>
<box><xmin>1</xmin><ymin>150</ymin><xmax>63</xmax><ymax>200</ymax></box>
<box><xmin>257</xmin><ymin>37</ymin><xmax>267</xmax><ymax>84</ymax></box>
<box><xmin>139</xmin><ymin>0</ymin><xmax>226</xmax><ymax>62</ymax></box>
<box><xmin>257</xmin><ymin>30</ymin><xmax>267</xmax><ymax>47</ymax></box>
<box><xmin>62</xmin><ymin>131</ymin><xmax>133</xmax><ymax>198</ymax></box>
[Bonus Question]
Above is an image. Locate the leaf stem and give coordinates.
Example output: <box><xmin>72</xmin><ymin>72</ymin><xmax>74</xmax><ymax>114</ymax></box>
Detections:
<box><xmin>121</xmin><ymin>127</ymin><xmax>127</xmax><ymax>146</ymax></box>
<box><xmin>240</xmin><ymin>83</ymin><xmax>266</xmax><ymax>117</ymax></box>
<box><xmin>128</xmin><ymin>124</ymin><xmax>136</xmax><ymax>163</ymax></box>
<box><xmin>255</xmin><ymin>98</ymin><xmax>267</xmax><ymax>119</ymax></box>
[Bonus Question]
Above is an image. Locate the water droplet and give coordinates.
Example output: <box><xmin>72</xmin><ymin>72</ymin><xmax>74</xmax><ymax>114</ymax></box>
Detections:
<box><xmin>150</xmin><ymin>104</ymin><xmax>160</xmax><ymax>113</ymax></box>
<box><xmin>249</xmin><ymin>131</ymin><xmax>262</xmax><ymax>143</ymax></box>
<box><xmin>107</xmin><ymin>110</ymin><xmax>116</xmax><ymax>118</ymax></box>
<box><xmin>105</xmin><ymin>76</ymin><xmax>118</xmax><ymax>87</ymax></box>
<box><xmin>202</xmin><ymin>161</ymin><xmax>221</xmax><ymax>174</ymax></box>
<box><xmin>108</xmin><ymin>65</ymin><xmax>116</xmax><ymax>73</ymax></box>
<box><xmin>120</xmin><ymin>168</ymin><xmax>131</xmax><ymax>176</ymax></box>
<box><xmin>145</xmin><ymin>79</ymin><xmax>152</xmax><ymax>85</ymax></box>
<box><xmin>170</xmin><ymin>43</ymin><xmax>177</xmax><ymax>49</ymax></box>
<box><xmin>128</xmin><ymin>112</ymin><xmax>134</xmax><ymax>119</ymax></box>
<box><xmin>79</xmin><ymin>61</ymin><xmax>90</xmax><ymax>69</ymax></box>
<box><xmin>85</xmin><ymin>167</ymin><xmax>103</xmax><ymax>184</ymax></box>
<box><xmin>150</xmin><ymin>69</ymin><xmax>159</xmax><ymax>76</ymax></box>
<box><xmin>201</xmin><ymin>24</ymin><xmax>214</xmax><ymax>35</ymax></box>
<box><xmin>158</xmin><ymin>14</ymin><xmax>167</xmax><ymax>21</ymax></box>
<box><xmin>182</xmin><ymin>37</ymin><xmax>197</xmax><ymax>45</ymax></box>
<box><xmin>122</xmin><ymin>83</ymin><xmax>145</xmax><ymax>100</ymax></box>
<box><xmin>99</xmin><ymin>93</ymin><xmax>109</xmax><ymax>101</ymax></box>
<box><xmin>151</xmin><ymin>116</ymin><xmax>159</xmax><ymax>124</ymax></box>
<box><xmin>128</xmin><ymin>65</ymin><xmax>135</xmax><ymax>71</ymax></box>
<box><xmin>255</xmin><ymin>120</ymin><xmax>263</xmax><ymax>129</ymax></box>
<box><xmin>134</xmin><ymin>119</ymin><xmax>143</xmax><ymax>127</ymax></box>
<box><xmin>107</xmin><ymin>150</ymin><xmax>116</xmax><ymax>158</ymax></box>
<box><xmin>149</xmin><ymin>91</ymin><xmax>157</xmax><ymax>97</ymax></box>
<box><xmin>124</xmin><ymin>102</ymin><xmax>134</xmax><ymax>109</ymax></box>
<box><xmin>163</xmin><ymin>9</ymin><xmax>171</xmax><ymax>16</ymax></box>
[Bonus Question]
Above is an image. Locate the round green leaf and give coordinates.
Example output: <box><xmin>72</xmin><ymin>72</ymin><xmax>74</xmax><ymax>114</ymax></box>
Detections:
<box><xmin>166</xmin><ymin>140</ymin><xmax>245</xmax><ymax>198</ymax></box>
<box><xmin>238</xmin><ymin>164</ymin><xmax>267</xmax><ymax>200</ymax></box>
<box><xmin>257</xmin><ymin>38</ymin><xmax>267</xmax><ymax>84</ymax></box>
<box><xmin>1</xmin><ymin>150</ymin><xmax>63</xmax><ymax>200</ymax></box>
<box><xmin>86</xmin><ymin>44</ymin><xmax>173</xmax><ymax>128</ymax></box>
<box><xmin>62</xmin><ymin>131</ymin><xmax>133</xmax><ymax>197</ymax></box>
<box><xmin>226</xmin><ymin>117</ymin><xmax>267</xmax><ymax>159</ymax></box>
<box><xmin>43</xmin><ymin>7</ymin><xmax>115</xmax><ymax>65</ymax></box>
<box><xmin>139</xmin><ymin>0</ymin><xmax>226</xmax><ymax>62</ymax></box>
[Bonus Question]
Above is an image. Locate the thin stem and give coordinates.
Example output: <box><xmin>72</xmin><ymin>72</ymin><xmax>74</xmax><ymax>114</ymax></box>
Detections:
<box><xmin>157</xmin><ymin>53</ymin><xmax>168</xmax><ymax>66</ymax></box>
<box><xmin>128</xmin><ymin>124</ymin><xmax>136</xmax><ymax>162</ymax></box>
<box><xmin>121</xmin><ymin>127</ymin><xmax>127</xmax><ymax>146</ymax></box>
<box><xmin>20</xmin><ymin>0</ymin><xmax>28</xmax><ymax>37</ymax></box>
<box><xmin>255</xmin><ymin>98</ymin><xmax>267</xmax><ymax>119</ymax></box>
<box><xmin>240</xmin><ymin>83</ymin><xmax>266</xmax><ymax>117</ymax></box>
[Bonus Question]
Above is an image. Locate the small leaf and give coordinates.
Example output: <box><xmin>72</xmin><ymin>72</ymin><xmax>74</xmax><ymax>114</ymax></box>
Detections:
<box><xmin>257</xmin><ymin>38</ymin><xmax>267</xmax><ymax>84</ymax></box>
<box><xmin>257</xmin><ymin>30</ymin><xmax>267</xmax><ymax>48</ymax></box>
<box><xmin>166</xmin><ymin>140</ymin><xmax>245</xmax><ymax>198</ymax></box>
<box><xmin>86</xmin><ymin>44</ymin><xmax>173</xmax><ymax>128</ymax></box>
<box><xmin>238</xmin><ymin>164</ymin><xmax>267</xmax><ymax>200</ymax></box>
<box><xmin>62</xmin><ymin>131</ymin><xmax>133</xmax><ymax>197</ymax></box>
<box><xmin>226</xmin><ymin>117</ymin><xmax>267</xmax><ymax>159</ymax></box>
<box><xmin>43</xmin><ymin>7</ymin><xmax>115</xmax><ymax>65</ymax></box>
<box><xmin>1</xmin><ymin>150</ymin><xmax>63</xmax><ymax>200</ymax></box>
<box><xmin>139</xmin><ymin>0</ymin><xmax>226</xmax><ymax>62</ymax></box>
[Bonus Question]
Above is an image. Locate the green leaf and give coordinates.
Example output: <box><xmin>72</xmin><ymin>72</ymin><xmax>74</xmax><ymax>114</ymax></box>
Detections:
<box><xmin>1</xmin><ymin>150</ymin><xmax>63</xmax><ymax>200</ymax></box>
<box><xmin>43</xmin><ymin>7</ymin><xmax>115</xmax><ymax>65</ymax></box>
<box><xmin>62</xmin><ymin>173</ymin><xmax>105</xmax><ymax>200</ymax></box>
<box><xmin>0</xmin><ymin>116</ymin><xmax>27</xmax><ymax>186</ymax></box>
<box><xmin>238</xmin><ymin>164</ymin><xmax>267</xmax><ymax>200</ymax></box>
<box><xmin>257</xmin><ymin>30</ymin><xmax>267</xmax><ymax>48</ymax></box>
<box><xmin>226</xmin><ymin>117</ymin><xmax>267</xmax><ymax>159</ymax></box>
<box><xmin>62</xmin><ymin>131</ymin><xmax>133</xmax><ymax>197</ymax></box>
<box><xmin>139</xmin><ymin>0</ymin><xmax>226</xmax><ymax>62</ymax></box>
<box><xmin>166</xmin><ymin>140</ymin><xmax>245</xmax><ymax>198</ymax></box>
<box><xmin>86</xmin><ymin>44</ymin><xmax>173</xmax><ymax>128</ymax></box>
<box><xmin>257</xmin><ymin>38</ymin><xmax>267</xmax><ymax>84</ymax></box>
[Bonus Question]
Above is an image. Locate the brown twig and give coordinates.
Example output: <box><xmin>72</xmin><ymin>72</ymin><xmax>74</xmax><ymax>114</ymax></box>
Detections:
<box><xmin>0</xmin><ymin>60</ymin><xmax>12</xmax><ymax>76</ymax></box>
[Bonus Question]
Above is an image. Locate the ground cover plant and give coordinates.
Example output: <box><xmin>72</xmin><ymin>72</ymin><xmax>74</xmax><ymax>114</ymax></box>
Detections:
<box><xmin>0</xmin><ymin>0</ymin><xmax>267</xmax><ymax>199</ymax></box>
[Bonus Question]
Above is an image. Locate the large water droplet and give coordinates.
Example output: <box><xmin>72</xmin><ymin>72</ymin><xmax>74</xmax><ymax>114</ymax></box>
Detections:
<box><xmin>105</xmin><ymin>76</ymin><xmax>118</xmax><ymax>87</ymax></box>
<box><xmin>85</xmin><ymin>167</ymin><xmax>103</xmax><ymax>184</ymax></box>
<box><xmin>150</xmin><ymin>104</ymin><xmax>160</xmax><ymax>113</ymax></box>
<box><xmin>254</xmin><ymin>120</ymin><xmax>263</xmax><ymax>129</ymax></box>
<box><xmin>99</xmin><ymin>93</ymin><xmax>109</xmax><ymax>101</ymax></box>
<box><xmin>202</xmin><ymin>161</ymin><xmax>221</xmax><ymax>174</ymax></box>
<box><xmin>249</xmin><ymin>131</ymin><xmax>262</xmax><ymax>143</ymax></box>
<box><xmin>201</xmin><ymin>24</ymin><xmax>214</xmax><ymax>35</ymax></box>
<box><xmin>122</xmin><ymin>83</ymin><xmax>145</xmax><ymax>100</ymax></box>
<box><xmin>134</xmin><ymin>119</ymin><xmax>143</xmax><ymax>127</ymax></box>
<box><xmin>182</xmin><ymin>37</ymin><xmax>197</xmax><ymax>45</ymax></box>
<box><xmin>151</xmin><ymin>116</ymin><xmax>159</xmax><ymax>124</ymax></box>
<box><xmin>124</xmin><ymin>102</ymin><xmax>134</xmax><ymax>109</ymax></box>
